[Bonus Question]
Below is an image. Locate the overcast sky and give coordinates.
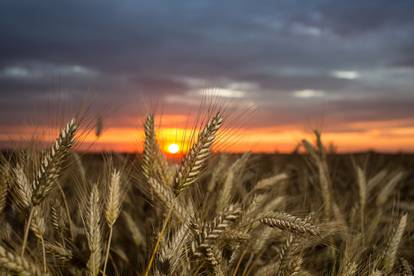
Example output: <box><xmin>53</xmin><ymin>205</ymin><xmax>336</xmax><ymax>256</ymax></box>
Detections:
<box><xmin>1</xmin><ymin>0</ymin><xmax>414</xmax><ymax>152</ymax></box>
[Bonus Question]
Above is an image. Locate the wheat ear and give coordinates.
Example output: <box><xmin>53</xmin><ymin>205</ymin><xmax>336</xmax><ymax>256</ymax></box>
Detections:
<box><xmin>400</xmin><ymin>258</ymin><xmax>413</xmax><ymax>276</ymax></box>
<box><xmin>341</xmin><ymin>262</ymin><xmax>358</xmax><ymax>276</ymax></box>
<box><xmin>148</xmin><ymin>177</ymin><xmax>189</xmax><ymax>220</ymax></box>
<box><xmin>158</xmin><ymin>221</ymin><xmax>191</xmax><ymax>274</ymax></box>
<box><xmin>0</xmin><ymin>244</ymin><xmax>47</xmax><ymax>276</ymax></box>
<box><xmin>192</xmin><ymin>205</ymin><xmax>241</xmax><ymax>257</ymax></box>
<box><xmin>376</xmin><ymin>171</ymin><xmax>404</xmax><ymax>206</ymax></box>
<box><xmin>32</xmin><ymin>118</ymin><xmax>77</xmax><ymax>206</ymax></box>
<box><xmin>103</xmin><ymin>170</ymin><xmax>123</xmax><ymax>276</ymax></box>
<box><xmin>303</xmin><ymin>132</ymin><xmax>333</xmax><ymax>219</ymax></box>
<box><xmin>174</xmin><ymin>112</ymin><xmax>223</xmax><ymax>195</ymax></box>
<box><xmin>44</xmin><ymin>242</ymin><xmax>72</xmax><ymax>264</ymax></box>
<box><xmin>11</xmin><ymin>165</ymin><xmax>32</xmax><ymax>210</ymax></box>
<box><xmin>142</xmin><ymin>114</ymin><xmax>169</xmax><ymax>185</ymax></box>
<box><xmin>383</xmin><ymin>214</ymin><xmax>407</xmax><ymax>273</ymax></box>
<box><xmin>123</xmin><ymin>212</ymin><xmax>144</xmax><ymax>247</ymax></box>
<box><xmin>21</xmin><ymin>119</ymin><xmax>77</xmax><ymax>257</ymax></box>
<box><xmin>86</xmin><ymin>185</ymin><xmax>102</xmax><ymax>276</ymax></box>
<box><xmin>50</xmin><ymin>198</ymin><xmax>66</xmax><ymax>245</ymax></box>
<box><xmin>260</xmin><ymin>212</ymin><xmax>319</xmax><ymax>236</ymax></box>
<box><xmin>104</xmin><ymin>170</ymin><xmax>122</xmax><ymax>227</ymax></box>
<box><xmin>217</xmin><ymin>152</ymin><xmax>250</xmax><ymax>211</ymax></box>
<box><xmin>276</xmin><ymin>234</ymin><xmax>304</xmax><ymax>276</ymax></box>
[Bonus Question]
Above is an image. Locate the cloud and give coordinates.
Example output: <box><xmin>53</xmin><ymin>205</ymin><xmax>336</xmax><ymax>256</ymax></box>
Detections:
<box><xmin>332</xmin><ymin>70</ymin><xmax>359</xmax><ymax>80</ymax></box>
<box><xmin>0</xmin><ymin>63</ymin><xmax>97</xmax><ymax>79</ymax></box>
<box><xmin>0</xmin><ymin>0</ymin><xmax>414</xmax><ymax>151</ymax></box>
<box><xmin>293</xmin><ymin>89</ymin><xmax>325</xmax><ymax>98</ymax></box>
<box><xmin>197</xmin><ymin>88</ymin><xmax>246</xmax><ymax>98</ymax></box>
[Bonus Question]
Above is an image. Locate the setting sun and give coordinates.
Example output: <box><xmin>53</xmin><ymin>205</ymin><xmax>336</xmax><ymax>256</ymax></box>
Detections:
<box><xmin>167</xmin><ymin>143</ymin><xmax>180</xmax><ymax>154</ymax></box>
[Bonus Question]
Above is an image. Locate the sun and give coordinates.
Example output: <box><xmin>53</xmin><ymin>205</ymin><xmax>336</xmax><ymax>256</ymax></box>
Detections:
<box><xmin>167</xmin><ymin>143</ymin><xmax>180</xmax><ymax>154</ymax></box>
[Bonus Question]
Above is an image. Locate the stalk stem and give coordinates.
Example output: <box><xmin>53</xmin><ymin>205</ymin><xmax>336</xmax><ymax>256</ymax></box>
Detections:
<box><xmin>103</xmin><ymin>226</ymin><xmax>113</xmax><ymax>276</ymax></box>
<box><xmin>21</xmin><ymin>207</ymin><xmax>35</xmax><ymax>257</ymax></box>
<box><xmin>144</xmin><ymin>208</ymin><xmax>173</xmax><ymax>276</ymax></box>
<box><xmin>40</xmin><ymin>236</ymin><xmax>47</xmax><ymax>272</ymax></box>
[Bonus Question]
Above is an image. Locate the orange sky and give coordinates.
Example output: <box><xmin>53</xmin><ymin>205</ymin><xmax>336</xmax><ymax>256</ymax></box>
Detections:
<box><xmin>2</xmin><ymin>116</ymin><xmax>413</xmax><ymax>153</ymax></box>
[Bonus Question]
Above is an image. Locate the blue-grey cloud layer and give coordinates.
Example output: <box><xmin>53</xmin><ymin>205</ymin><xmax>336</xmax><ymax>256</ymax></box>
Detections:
<box><xmin>1</xmin><ymin>0</ymin><xmax>414</xmax><ymax>131</ymax></box>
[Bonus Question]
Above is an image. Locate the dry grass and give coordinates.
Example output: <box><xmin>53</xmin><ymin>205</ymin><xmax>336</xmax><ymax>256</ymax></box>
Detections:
<box><xmin>0</xmin><ymin>113</ymin><xmax>412</xmax><ymax>275</ymax></box>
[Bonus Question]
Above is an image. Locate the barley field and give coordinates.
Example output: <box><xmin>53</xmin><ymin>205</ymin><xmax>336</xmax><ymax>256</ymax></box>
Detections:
<box><xmin>0</xmin><ymin>113</ymin><xmax>413</xmax><ymax>276</ymax></box>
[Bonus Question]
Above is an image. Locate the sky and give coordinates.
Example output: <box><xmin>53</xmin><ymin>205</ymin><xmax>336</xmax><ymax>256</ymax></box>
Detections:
<box><xmin>1</xmin><ymin>0</ymin><xmax>414</xmax><ymax>153</ymax></box>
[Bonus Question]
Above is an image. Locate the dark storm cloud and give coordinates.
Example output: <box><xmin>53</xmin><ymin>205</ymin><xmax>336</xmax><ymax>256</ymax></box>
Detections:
<box><xmin>1</xmin><ymin>0</ymin><xmax>414</xmax><ymax>133</ymax></box>
<box><xmin>315</xmin><ymin>1</ymin><xmax>414</xmax><ymax>36</ymax></box>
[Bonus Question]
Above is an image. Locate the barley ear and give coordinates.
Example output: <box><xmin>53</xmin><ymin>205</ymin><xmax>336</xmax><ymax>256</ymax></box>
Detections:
<box><xmin>32</xmin><ymin>118</ymin><xmax>77</xmax><ymax>206</ymax></box>
<box><xmin>174</xmin><ymin>112</ymin><xmax>223</xmax><ymax>195</ymax></box>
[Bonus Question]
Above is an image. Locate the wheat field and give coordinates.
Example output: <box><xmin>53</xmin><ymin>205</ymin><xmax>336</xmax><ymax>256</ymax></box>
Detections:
<box><xmin>0</xmin><ymin>113</ymin><xmax>413</xmax><ymax>276</ymax></box>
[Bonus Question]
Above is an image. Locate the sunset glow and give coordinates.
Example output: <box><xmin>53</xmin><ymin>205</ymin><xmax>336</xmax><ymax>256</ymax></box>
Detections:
<box><xmin>2</xmin><ymin>116</ymin><xmax>414</xmax><ymax>153</ymax></box>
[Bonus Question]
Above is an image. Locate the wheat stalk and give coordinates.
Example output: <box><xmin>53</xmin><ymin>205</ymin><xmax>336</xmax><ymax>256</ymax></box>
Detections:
<box><xmin>21</xmin><ymin>119</ymin><xmax>77</xmax><ymax>258</ymax></box>
<box><xmin>174</xmin><ymin>112</ymin><xmax>223</xmax><ymax>195</ymax></box>
<box><xmin>145</xmin><ymin>112</ymin><xmax>223</xmax><ymax>274</ymax></box>
<box><xmin>103</xmin><ymin>170</ymin><xmax>123</xmax><ymax>276</ymax></box>
<box><xmin>30</xmin><ymin>207</ymin><xmax>47</xmax><ymax>272</ymax></box>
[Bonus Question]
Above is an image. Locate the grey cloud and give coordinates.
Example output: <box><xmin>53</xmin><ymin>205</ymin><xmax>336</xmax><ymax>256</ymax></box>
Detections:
<box><xmin>1</xmin><ymin>0</ymin><xmax>414</xmax><ymax>138</ymax></box>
